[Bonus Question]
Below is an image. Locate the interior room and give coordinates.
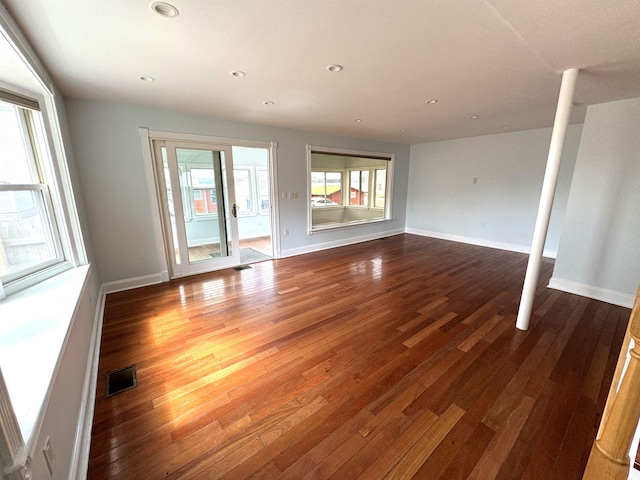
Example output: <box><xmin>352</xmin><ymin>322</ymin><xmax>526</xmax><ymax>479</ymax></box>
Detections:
<box><xmin>0</xmin><ymin>1</ymin><xmax>639</xmax><ymax>479</ymax></box>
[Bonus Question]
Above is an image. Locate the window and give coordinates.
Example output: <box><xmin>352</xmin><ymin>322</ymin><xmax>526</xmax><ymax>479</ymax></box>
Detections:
<box><xmin>311</xmin><ymin>171</ymin><xmax>342</xmax><ymax>206</ymax></box>
<box><xmin>349</xmin><ymin>170</ymin><xmax>370</xmax><ymax>206</ymax></box>
<box><xmin>374</xmin><ymin>168</ymin><xmax>386</xmax><ymax>208</ymax></box>
<box><xmin>258</xmin><ymin>168</ymin><xmax>270</xmax><ymax>212</ymax></box>
<box><xmin>308</xmin><ymin>146</ymin><xmax>393</xmax><ymax>232</ymax></box>
<box><xmin>0</xmin><ymin>95</ymin><xmax>68</xmax><ymax>298</ymax></box>
<box><xmin>233</xmin><ymin>168</ymin><xmax>253</xmax><ymax>213</ymax></box>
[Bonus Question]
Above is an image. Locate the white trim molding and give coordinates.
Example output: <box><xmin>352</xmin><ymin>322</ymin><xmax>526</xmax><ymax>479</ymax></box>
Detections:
<box><xmin>405</xmin><ymin>227</ymin><xmax>557</xmax><ymax>259</ymax></box>
<box><xmin>69</xmin><ymin>284</ymin><xmax>107</xmax><ymax>480</ymax></box>
<box><xmin>101</xmin><ymin>272</ymin><xmax>168</xmax><ymax>295</ymax></box>
<box><xmin>548</xmin><ymin>277</ymin><xmax>635</xmax><ymax>309</ymax></box>
<box><xmin>282</xmin><ymin>228</ymin><xmax>404</xmax><ymax>258</ymax></box>
<box><xmin>0</xmin><ymin>370</ymin><xmax>29</xmax><ymax>480</ymax></box>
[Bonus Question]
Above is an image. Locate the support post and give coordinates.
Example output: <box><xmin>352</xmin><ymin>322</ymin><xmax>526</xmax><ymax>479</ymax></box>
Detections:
<box><xmin>515</xmin><ymin>68</ymin><xmax>579</xmax><ymax>331</ymax></box>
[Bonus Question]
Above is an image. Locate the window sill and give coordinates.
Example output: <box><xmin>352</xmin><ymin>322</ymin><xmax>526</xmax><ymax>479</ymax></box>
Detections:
<box><xmin>0</xmin><ymin>264</ymin><xmax>91</xmax><ymax>441</ymax></box>
<box><xmin>309</xmin><ymin>217</ymin><xmax>391</xmax><ymax>234</ymax></box>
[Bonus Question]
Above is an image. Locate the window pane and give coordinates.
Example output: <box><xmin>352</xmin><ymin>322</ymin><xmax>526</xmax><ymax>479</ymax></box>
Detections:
<box><xmin>0</xmin><ymin>189</ymin><xmax>56</xmax><ymax>276</ymax></box>
<box><xmin>325</xmin><ymin>172</ymin><xmax>342</xmax><ymax>204</ymax></box>
<box><xmin>258</xmin><ymin>169</ymin><xmax>269</xmax><ymax>211</ymax></box>
<box><xmin>191</xmin><ymin>168</ymin><xmax>217</xmax><ymax>216</ymax></box>
<box><xmin>0</xmin><ymin>102</ymin><xmax>37</xmax><ymax>184</ymax></box>
<box><xmin>311</xmin><ymin>171</ymin><xmax>325</xmax><ymax>203</ymax></box>
<box><xmin>234</xmin><ymin>169</ymin><xmax>252</xmax><ymax>212</ymax></box>
<box><xmin>374</xmin><ymin>169</ymin><xmax>386</xmax><ymax>208</ymax></box>
<box><xmin>349</xmin><ymin>171</ymin><xmax>359</xmax><ymax>205</ymax></box>
<box><xmin>361</xmin><ymin>170</ymin><xmax>369</xmax><ymax>206</ymax></box>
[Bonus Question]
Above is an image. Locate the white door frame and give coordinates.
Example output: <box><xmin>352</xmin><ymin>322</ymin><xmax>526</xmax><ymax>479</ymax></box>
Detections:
<box><xmin>160</xmin><ymin>140</ymin><xmax>241</xmax><ymax>278</ymax></box>
<box><xmin>139</xmin><ymin>128</ymin><xmax>280</xmax><ymax>281</ymax></box>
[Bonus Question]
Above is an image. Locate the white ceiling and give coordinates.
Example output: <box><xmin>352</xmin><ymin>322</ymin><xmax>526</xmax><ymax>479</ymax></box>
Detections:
<box><xmin>3</xmin><ymin>0</ymin><xmax>640</xmax><ymax>144</ymax></box>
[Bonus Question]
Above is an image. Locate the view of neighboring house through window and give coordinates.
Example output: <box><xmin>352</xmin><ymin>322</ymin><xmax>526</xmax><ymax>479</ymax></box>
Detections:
<box><xmin>0</xmin><ymin>95</ymin><xmax>67</xmax><ymax>298</ymax></box>
<box><xmin>308</xmin><ymin>147</ymin><xmax>393</xmax><ymax>232</ymax></box>
<box><xmin>311</xmin><ymin>171</ymin><xmax>342</xmax><ymax>206</ymax></box>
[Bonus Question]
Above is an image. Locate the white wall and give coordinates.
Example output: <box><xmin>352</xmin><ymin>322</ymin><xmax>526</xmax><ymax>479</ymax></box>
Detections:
<box><xmin>551</xmin><ymin>98</ymin><xmax>640</xmax><ymax>306</ymax></box>
<box><xmin>65</xmin><ymin>99</ymin><xmax>410</xmax><ymax>285</ymax></box>
<box><xmin>406</xmin><ymin>125</ymin><xmax>583</xmax><ymax>257</ymax></box>
<box><xmin>27</xmin><ymin>273</ymin><xmax>98</xmax><ymax>480</ymax></box>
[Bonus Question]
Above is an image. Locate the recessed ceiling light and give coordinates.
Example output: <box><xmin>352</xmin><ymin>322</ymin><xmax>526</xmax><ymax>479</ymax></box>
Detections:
<box><xmin>354</xmin><ymin>119</ymin><xmax>363</xmax><ymax>123</ymax></box>
<box><xmin>425</xmin><ymin>99</ymin><xmax>438</xmax><ymax>104</ymax></box>
<box><xmin>327</xmin><ymin>64</ymin><xmax>343</xmax><ymax>72</ymax></box>
<box><xmin>230</xmin><ymin>70</ymin><xmax>246</xmax><ymax>77</ymax></box>
<box><xmin>263</xmin><ymin>100</ymin><xmax>274</xmax><ymax>105</ymax></box>
<box><xmin>400</xmin><ymin>129</ymin><xmax>407</xmax><ymax>132</ymax></box>
<box><xmin>139</xmin><ymin>75</ymin><xmax>155</xmax><ymax>82</ymax></box>
<box><xmin>468</xmin><ymin>114</ymin><xmax>480</xmax><ymax>119</ymax></box>
<box><xmin>151</xmin><ymin>1</ymin><xmax>179</xmax><ymax>17</ymax></box>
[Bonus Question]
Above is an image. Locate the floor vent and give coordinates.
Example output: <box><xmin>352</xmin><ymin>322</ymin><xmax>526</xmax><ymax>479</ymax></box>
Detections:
<box><xmin>106</xmin><ymin>364</ymin><xmax>137</xmax><ymax>397</ymax></box>
<box><xmin>234</xmin><ymin>265</ymin><xmax>252</xmax><ymax>271</ymax></box>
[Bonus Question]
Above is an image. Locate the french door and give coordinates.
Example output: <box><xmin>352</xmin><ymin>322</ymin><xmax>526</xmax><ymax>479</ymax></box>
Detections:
<box><xmin>154</xmin><ymin>140</ymin><xmax>240</xmax><ymax>278</ymax></box>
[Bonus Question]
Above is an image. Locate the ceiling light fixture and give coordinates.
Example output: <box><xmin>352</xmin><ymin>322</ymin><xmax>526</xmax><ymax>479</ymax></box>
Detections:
<box><xmin>139</xmin><ymin>75</ymin><xmax>155</xmax><ymax>82</ymax></box>
<box><xmin>263</xmin><ymin>101</ymin><xmax>274</xmax><ymax>105</ymax></box>
<box><xmin>354</xmin><ymin>118</ymin><xmax>363</xmax><ymax>123</ymax></box>
<box><xmin>425</xmin><ymin>99</ymin><xmax>438</xmax><ymax>104</ymax></box>
<box><xmin>151</xmin><ymin>1</ymin><xmax>179</xmax><ymax>18</ymax></box>
<box><xmin>400</xmin><ymin>129</ymin><xmax>407</xmax><ymax>132</ymax></box>
<box><xmin>230</xmin><ymin>70</ymin><xmax>246</xmax><ymax>78</ymax></box>
<box><xmin>468</xmin><ymin>114</ymin><xmax>480</xmax><ymax>119</ymax></box>
<box><xmin>327</xmin><ymin>64</ymin><xmax>343</xmax><ymax>72</ymax></box>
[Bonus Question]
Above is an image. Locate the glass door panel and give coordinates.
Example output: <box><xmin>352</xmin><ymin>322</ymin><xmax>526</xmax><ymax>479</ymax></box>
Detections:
<box><xmin>158</xmin><ymin>141</ymin><xmax>240</xmax><ymax>278</ymax></box>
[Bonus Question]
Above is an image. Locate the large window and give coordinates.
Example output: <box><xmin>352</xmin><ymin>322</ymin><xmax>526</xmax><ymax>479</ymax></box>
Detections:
<box><xmin>308</xmin><ymin>146</ymin><xmax>393</xmax><ymax>232</ymax></box>
<box><xmin>0</xmin><ymin>95</ymin><xmax>67</xmax><ymax>298</ymax></box>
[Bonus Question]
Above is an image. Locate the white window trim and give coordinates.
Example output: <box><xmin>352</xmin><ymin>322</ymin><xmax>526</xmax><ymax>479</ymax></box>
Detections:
<box><xmin>0</xmin><ymin>12</ymin><xmax>88</xmax><ymax>477</ymax></box>
<box><xmin>0</xmin><ymin>88</ymin><xmax>80</xmax><ymax>299</ymax></box>
<box><xmin>306</xmin><ymin>144</ymin><xmax>395</xmax><ymax>234</ymax></box>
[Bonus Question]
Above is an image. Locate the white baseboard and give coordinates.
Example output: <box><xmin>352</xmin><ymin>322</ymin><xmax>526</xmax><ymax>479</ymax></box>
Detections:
<box><xmin>101</xmin><ymin>271</ymin><xmax>168</xmax><ymax>294</ymax></box>
<box><xmin>405</xmin><ymin>227</ymin><xmax>557</xmax><ymax>259</ymax></box>
<box><xmin>70</xmin><ymin>284</ymin><xmax>106</xmax><ymax>480</ymax></box>
<box><xmin>548</xmin><ymin>277</ymin><xmax>634</xmax><ymax>308</ymax></box>
<box><xmin>281</xmin><ymin>228</ymin><xmax>404</xmax><ymax>258</ymax></box>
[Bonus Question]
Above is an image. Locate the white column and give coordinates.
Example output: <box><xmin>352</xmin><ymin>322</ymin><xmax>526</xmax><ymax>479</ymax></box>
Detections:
<box><xmin>516</xmin><ymin>68</ymin><xmax>579</xmax><ymax>331</ymax></box>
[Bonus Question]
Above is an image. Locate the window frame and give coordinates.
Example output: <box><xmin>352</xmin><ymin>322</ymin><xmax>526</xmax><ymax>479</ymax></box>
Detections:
<box><xmin>310</xmin><ymin>169</ymin><xmax>344</xmax><ymax>207</ymax></box>
<box><xmin>307</xmin><ymin>145</ymin><xmax>394</xmax><ymax>234</ymax></box>
<box><xmin>233</xmin><ymin>167</ymin><xmax>257</xmax><ymax>216</ymax></box>
<box><xmin>0</xmin><ymin>89</ymin><xmax>75</xmax><ymax>299</ymax></box>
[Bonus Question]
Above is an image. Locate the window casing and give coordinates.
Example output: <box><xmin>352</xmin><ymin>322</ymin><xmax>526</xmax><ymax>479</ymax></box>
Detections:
<box><xmin>0</xmin><ymin>95</ymin><xmax>68</xmax><ymax>298</ymax></box>
<box><xmin>307</xmin><ymin>146</ymin><xmax>394</xmax><ymax>232</ymax></box>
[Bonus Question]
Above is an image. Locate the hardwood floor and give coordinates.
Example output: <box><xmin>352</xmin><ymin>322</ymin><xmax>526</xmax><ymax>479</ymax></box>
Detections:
<box><xmin>88</xmin><ymin>234</ymin><xmax>630</xmax><ymax>479</ymax></box>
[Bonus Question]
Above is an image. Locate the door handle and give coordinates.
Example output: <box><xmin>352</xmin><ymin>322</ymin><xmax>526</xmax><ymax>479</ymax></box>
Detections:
<box><xmin>232</xmin><ymin>204</ymin><xmax>238</xmax><ymax>218</ymax></box>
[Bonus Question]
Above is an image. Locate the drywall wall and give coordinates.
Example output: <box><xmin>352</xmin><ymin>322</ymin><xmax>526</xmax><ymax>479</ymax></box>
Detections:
<box><xmin>551</xmin><ymin>98</ymin><xmax>640</xmax><ymax>305</ymax></box>
<box><xmin>27</xmin><ymin>271</ymin><xmax>98</xmax><ymax>480</ymax></box>
<box><xmin>65</xmin><ymin>99</ymin><xmax>409</xmax><ymax>285</ymax></box>
<box><xmin>406</xmin><ymin>125</ymin><xmax>583</xmax><ymax>256</ymax></box>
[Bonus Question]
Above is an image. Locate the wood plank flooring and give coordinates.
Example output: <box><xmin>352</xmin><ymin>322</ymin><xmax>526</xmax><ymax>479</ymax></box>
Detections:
<box><xmin>88</xmin><ymin>234</ymin><xmax>630</xmax><ymax>479</ymax></box>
